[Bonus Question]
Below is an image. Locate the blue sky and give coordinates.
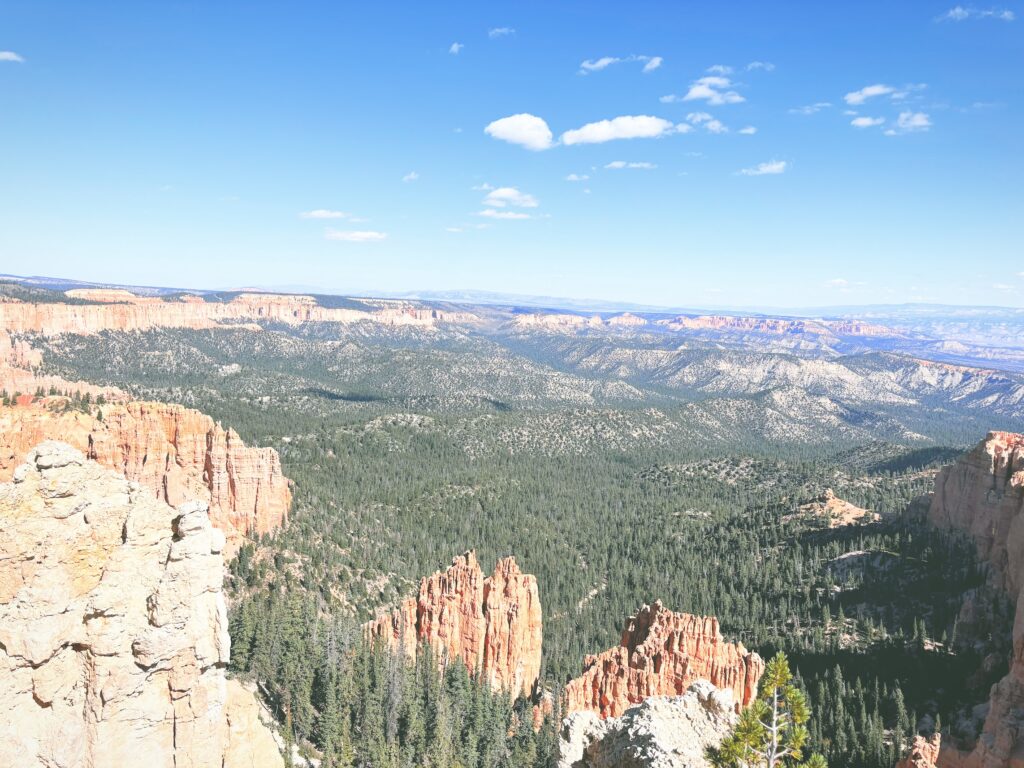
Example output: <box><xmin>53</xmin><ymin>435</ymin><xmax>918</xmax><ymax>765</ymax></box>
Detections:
<box><xmin>1</xmin><ymin>1</ymin><xmax>1021</xmax><ymax>308</ymax></box>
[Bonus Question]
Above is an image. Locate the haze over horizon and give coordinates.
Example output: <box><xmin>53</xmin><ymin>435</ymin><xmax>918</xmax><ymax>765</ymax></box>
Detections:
<box><xmin>1</xmin><ymin>2</ymin><xmax>1022</xmax><ymax>307</ymax></box>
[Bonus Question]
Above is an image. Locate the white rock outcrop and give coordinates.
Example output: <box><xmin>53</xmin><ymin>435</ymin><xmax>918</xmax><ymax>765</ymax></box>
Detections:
<box><xmin>0</xmin><ymin>441</ymin><xmax>283</xmax><ymax>768</ymax></box>
<box><xmin>558</xmin><ymin>680</ymin><xmax>737</xmax><ymax>768</ymax></box>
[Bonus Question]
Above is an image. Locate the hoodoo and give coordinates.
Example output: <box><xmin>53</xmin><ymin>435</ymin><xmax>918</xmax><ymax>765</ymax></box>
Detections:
<box><xmin>365</xmin><ymin>550</ymin><xmax>543</xmax><ymax>698</ymax></box>
<box><xmin>564</xmin><ymin>601</ymin><xmax>764</xmax><ymax>719</ymax></box>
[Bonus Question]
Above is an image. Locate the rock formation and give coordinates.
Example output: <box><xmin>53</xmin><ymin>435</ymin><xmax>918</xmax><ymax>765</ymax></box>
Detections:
<box><xmin>0</xmin><ymin>441</ymin><xmax>283</xmax><ymax>768</ymax></box>
<box><xmin>564</xmin><ymin>601</ymin><xmax>764</xmax><ymax>719</ymax></box>
<box><xmin>0</xmin><ymin>290</ymin><xmax>478</xmax><ymax>336</ymax></box>
<box><xmin>365</xmin><ymin>551</ymin><xmax>543</xmax><ymax>698</ymax></box>
<box><xmin>796</xmin><ymin>488</ymin><xmax>880</xmax><ymax>528</ymax></box>
<box><xmin>0</xmin><ymin>399</ymin><xmax>290</xmax><ymax>549</ymax></box>
<box><xmin>558</xmin><ymin>681</ymin><xmax>736</xmax><ymax>768</ymax></box>
<box><xmin>914</xmin><ymin>431</ymin><xmax>1024</xmax><ymax>768</ymax></box>
<box><xmin>896</xmin><ymin>734</ymin><xmax>943</xmax><ymax>768</ymax></box>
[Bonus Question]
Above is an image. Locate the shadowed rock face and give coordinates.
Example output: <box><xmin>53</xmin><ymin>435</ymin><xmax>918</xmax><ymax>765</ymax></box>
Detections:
<box><xmin>0</xmin><ymin>399</ymin><xmax>290</xmax><ymax>551</ymax></box>
<box><xmin>558</xmin><ymin>681</ymin><xmax>737</xmax><ymax>768</ymax></box>
<box><xmin>0</xmin><ymin>442</ymin><xmax>283</xmax><ymax>768</ymax></box>
<box><xmin>564</xmin><ymin>601</ymin><xmax>764</xmax><ymax>720</ymax></box>
<box><xmin>916</xmin><ymin>431</ymin><xmax>1024</xmax><ymax>768</ymax></box>
<box><xmin>365</xmin><ymin>550</ymin><xmax>543</xmax><ymax>698</ymax></box>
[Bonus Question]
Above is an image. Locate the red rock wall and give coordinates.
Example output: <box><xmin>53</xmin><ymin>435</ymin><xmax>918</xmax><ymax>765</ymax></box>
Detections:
<box><xmin>564</xmin><ymin>600</ymin><xmax>764</xmax><ymax>719</ymax></box>
<box><xmin>365</xmin><ymin>551</ymin><xmax>543</xmax><ymax>698</ymax></box>
<box><xmin>0</xmin><ymin>400</ymin><xmax>290</xmax><ymax>548</ymax></box>
<box><xmin>920</xmin><ymin>431</ymin><xmax>1024</xmax><ymax>768</ymax></box>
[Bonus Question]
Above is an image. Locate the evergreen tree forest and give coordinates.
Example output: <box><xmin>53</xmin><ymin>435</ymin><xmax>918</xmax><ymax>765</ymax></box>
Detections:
<box><xmin>35</xmin><ymin>325</ymin><xmax>1019</xmax><ymax>766</ymax></box>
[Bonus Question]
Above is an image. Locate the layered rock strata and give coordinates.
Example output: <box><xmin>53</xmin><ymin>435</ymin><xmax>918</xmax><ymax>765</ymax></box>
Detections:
<box><xmin>0</xmin><ymin>442</ymin><xmax>283</xmax><ymax>768</ymax></box>
<box><xmin>0</xmin><ymin>399</ymin><xmax>290</xmax><ymax>548</ymax></box>
<box><xmin>917</xmin><ymin>431</ymin><xmax>1024</xmax><ymax>768</ymax></box>
<box><xmin>365</xmin><ymin>551</ymin><xmax>543</xmax><ymax>698</ymax></box>
<box><xmin>558</xmin><ymin>681</ymin><xmax>736</xmax><ymax>768</ymax></box>
<box><xmin>0</xmin><ymin>291</ymin><xmax>477</xmax><ymax>335</ymax></box>
<box><xmin>564</xmin><ymin>601</ymin><xmax>764</xmax><ymax>719</ymax></box>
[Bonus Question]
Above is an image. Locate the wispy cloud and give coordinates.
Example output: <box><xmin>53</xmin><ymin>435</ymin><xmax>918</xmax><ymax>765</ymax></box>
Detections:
<box><xmin>738</xmin><ymin>126</ymin><xmax>757</xmax><ymax>135</ymax></box>
<box><xmin>685</xmin><ymin>112</ymin><xmax>728</xmax><ymax>133</ymax></box>
<box><xmin>300</xmin><ymin>209</ymin><xmax>349</xmax><ymax>219</ymax></box>
<box><xmin>707</xmin><ymin>64</ymin><xmax>733</xmax><ymax>75</ymax></box>
<box><xmin>826</xmin><ymin>278</ymin><xmax>850</xmax><ymax>289</ymax></box>
<box><xmin>402</xmin><ymin>171</ymin><xmax>419</xmax><ymax>183</ymax></box>
<box><xmin>482</xmin><ymin>186</ymin><xmax>538</xmax><ymax>209</ymax></box>
<box><xmin>449</xmin><ymin>42</ymin><xmax>464</xmax><ymax>54</ymax></box>
<box><xmin>579</xmin><ymin>54</ymin><xmax>662</xmax><ymax>74</ymax></box>
<box><xmin>664</xmin><ymin>75</ymin><xmax>745</xmax><ymax>105</ymax></box>
<box><xmin>488</xmin><ymin>27</ymin><xmax>515</xmax><ymax>38</ymax></box>
<box><xmin>851</xmin><ymin>116</ymin><xmax>885</xmax><ymax>127</ymax></box>
<box><xmin>789</xmin><ymin>102</ymin><xmax>832</xmax><ymax>115</ymax></box>
<box><xmin>0</xmin><ymin>51</ymin><xmax>24</xmax><ymax>62</ymax></box>
<box><xmin>746</xmin><ymin>61</ymin><xmax>775</xmax><ymax>71</ymax></box>
<box><xmin>604</xmin><ymin>161</ymin><xmax>657</xmax><ymax>169</ymax></box>
<box><xmin>844</xmin><ymin>84</ymin><xmax>896</xmax><ymax>105</ymax></box>
<box><xmin>884</xmin><ymin>111</ymin><xmax>932</xmax><ymax>135</ymax></box>
<box><xmin>737</xmin><ymin>160</ymin><xmax>787</xmax><ymax>176</ymax></box>
<box><xmin>561</xmin><ymin>115</ymin><xmax>676</xmax><ymax>145</ymax></box>
<box><xmin>478</xmin><ymin>209</ymin><xmax>531</xmax><ymax>220</ymax></box>
<box><xmin>938</xmin><ymin>5</ymin><xmax>1014</xmax><ymax>21</ymax></box>
<box><xmin>565</xmin><ymin>173</ymin><xmax>590</xmax><ymax>181</ymax></box>
<box><xmin>325</xmin><ymin>229</ymin><xmax>387</xmax><ymax>242</ymax></box>
<box><xmin>484</xmin><ymin>113</ymin><xmax>554</xmax><ymax>150</ymax></box>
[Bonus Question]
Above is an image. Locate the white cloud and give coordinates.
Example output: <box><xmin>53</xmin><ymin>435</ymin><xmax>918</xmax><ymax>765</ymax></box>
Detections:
<box><xmin>565</xmin><ymin>173</ymin><xmax>590</xmax><ymax>181</ymax></box>
<box><xmin>325</xmin><ymin>229</ymin><xmax>388</xmax><ymax>242</ymax></box>
<box><xmin>738</xmin><ymin>126</ymin><xmax>757</xmax><ymax>134</ymax></box>
<box><xmin>675</xmin><ymin>122</ymin><xmax>694</xmax><ymax>133</ymax></box>
<box><xmin>685</xmin><ymin>112</ymin><xmax>727</xmax><ymax>133</ymax></box>
<box><xmin>478</xmin><ymin>209</ymin><xmax>530</xmax><ymax>220</ymax></box>
<box><xmin>938</xmin><ymin>6</ymin><xmax>1014</xmax><ymax>21</ymax></box>
<box><xmin>446</xmin><ymin>227</ymin><xmax>465</xmax><ymax>233</ymax></box>
<box><xmin>737</xmin><ymin>160</ymin><xmax>787</xmax><ymax>176</ymax></box>
<box><xmin>686</xmin><ymin>112</ymin><xmax>713</xmax><ymax>124</ymax></box>
<box><xmin>707</xmin><ymin>64</ymin><xmax>733</xmax><ymax>75</ymax></box>
<box><xmin>402</xmin><ymin>171</ymin><xmax>419</xmax><ymax>182</ymax></box>
<box><xmin>489</xmin><ymin>27</ymin><xmax>515</xmax><ymax>38</ymax></box>
<box><xmin>604</xmin><ymin>161</ymin><xmax>657</xmax><ymax>169</ymax></box>
<box><xmin>482</xmin><ymin>186</ymin><xmax>538</xmax><ymax>208</ymax></box>
<box><xmin>0</xmin><ymin>51</ymin><xmax>25</xmax><ymax>62</ymax></box>
<box><xmin>789</xmin><ymin>102</ymin><xmax>832</xmax><ymax>115</ymax></box>
<box><xmin>579</xmin><ymin>54</ymin><xmax>662</xmax><ymax>74</ymax></box>
<box><xmin>746</xmin><ymin>61</ymin><xmax>775</xmax><ymax>71</ymax></box>
<box><xmin>826</xmin><ymin>278</ymin><xmax>850</xmax><ymax>289</ymax></box>
<box><xmin>642</xmin><ymin>56</ymin><xmax>663</xmax><ymax>72</ymax></box>
<box><xmin>705</xmin><ymin>119</ymin><xmax>728</xmax><ymax>134</ymax></box>
<box><xmin>844</xmin><ymin>84</ymin><xmax>896</xmax><ymax>105</ymax></box>
<box><xmin>677</xmin><ymin>75</ymin><xmax>745</xmax><ymax>105</ymax></box>
<box><xmin>885</xmin><ymin>111</ymin><xmax>932</xmax><ymax>135</ymax></box>
<box><xmin>484</xmin><ymin>113</ymin><xmax>554</xmax><ymax>150</ymax></box>
<box><xmin>994</xmin><ymin>282</ymin><xmax>1017</xmax><ymax>292</ymax></box>
<box><xmin>561</xmin><ymin>115</ymin><xmax>676</xmax><ymax>145</ymax></box>
<box><xmin>300</xmin><ymin>209</ymin><xmax>349</xmax><ymax>219</ymax></box>
<box><xmin>1017</xmin><ymin>271</ymin><xmax>1024</xmax><ymax>278</ymax></box>
<box><xmin>851</xmin><ymin>116</ymin><xmax>885</xmax><ymax>127</ymax></box>
<box><xmin>449</xmin><ymin>42</ymin><xmax>464</xmax><ymax>54</ymax></box>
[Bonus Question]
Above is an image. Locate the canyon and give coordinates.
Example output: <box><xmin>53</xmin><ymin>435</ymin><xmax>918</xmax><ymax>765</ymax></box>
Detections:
<box><xmin>364</xmin><ymin>550</ymin><xmax>544</xmax><ymax>698</ymax></box>
<box><xmin>563</xmin><ymin>601</ymin><xmax>765</xmax><ymax>720</ymax></box>
<box><xmin>0</xmin><ymin>441</ymin><xmax>283</xmax><ymax>768</ymax></box>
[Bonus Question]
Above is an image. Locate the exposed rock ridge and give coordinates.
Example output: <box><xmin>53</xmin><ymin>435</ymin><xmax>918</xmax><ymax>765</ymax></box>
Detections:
<box><xmin>0</xmin><ymin>291</ymin><xmax>479</xmax><ymax>335</ymax></box>
<box><xmin>365</xmin><ymin>550</ymin><xmax>543</xmax><ymax>698</ymax></box>
<box><xmin>0</xmin><ymin>441</ymin><xmax>283</xmax><ymax>768</ymax></box>
<box><xmin>919</xmin><ymin>431</ymin><xmax>1024</xmax><ymax>768</ymax></box>
<box><xmin>0</xmin><ymin>399</ymin><xmax>290</xmax><ymax>549</ymax></box>
<box><xmin>564</xmin><ymin>600</ymin><xmax>764</xmax><ymax>719</ymax></box>
<box><xmin>558</xmin><ymin>680</ymin><xmax>737</xmax><ymax>768</ymax></box>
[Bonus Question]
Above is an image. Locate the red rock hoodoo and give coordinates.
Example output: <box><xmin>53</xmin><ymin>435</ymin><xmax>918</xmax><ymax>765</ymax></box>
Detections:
<box><xmin>0</xmin><ymin>399</ymin><xmax>290</xmax><ymax>549</ymax></box>
<box><xmin>365</xmin><ymin>551</ymin><xmax>543</xmax><ymax>699</ymax></box>
<box><xmin>564</xmin><ymin>600</ymin><xmax>764</xmax><ymax>719</ymax></box>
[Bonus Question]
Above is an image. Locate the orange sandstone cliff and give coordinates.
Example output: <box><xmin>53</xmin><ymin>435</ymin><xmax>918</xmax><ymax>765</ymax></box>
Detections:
<box><xmin>0</xmin><ymin>399</ymin><xmax>290</xmax><ymax>548</ymax></box>
<box><xmin>564</xmin><ymin>600</ymin><xmax>764</xmax><ymax>719</ymax></box>
<box><xmin>915</xmin><ymin>431</ymin><xmax>1024</xmax><ymax>768</ymax></box>
<box><xmin>365</xmin><ymin>551</ymin><xmax>543</xmax><ymax>698</ymax></box>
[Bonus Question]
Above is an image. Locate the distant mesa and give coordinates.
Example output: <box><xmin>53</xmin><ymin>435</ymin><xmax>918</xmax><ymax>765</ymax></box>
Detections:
<box><xmin>796</xmin><ymin>488</ymin><xmax>880</xmax><ymax>528</ymax></box>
